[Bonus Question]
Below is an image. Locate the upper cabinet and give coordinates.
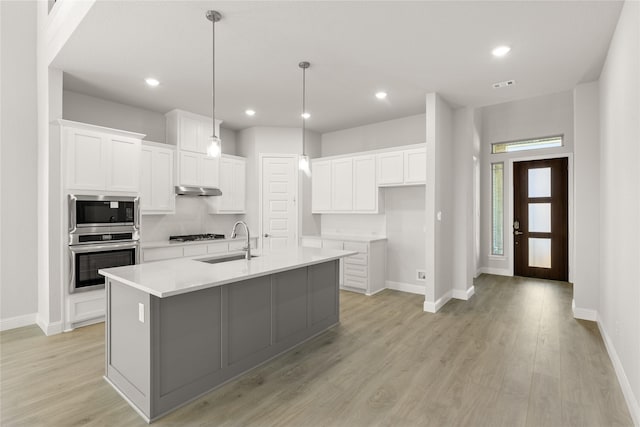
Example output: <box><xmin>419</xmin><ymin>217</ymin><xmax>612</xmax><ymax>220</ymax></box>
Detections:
<box><xmin>61</xmin><ymin>120</ymin><xmax>144</xmax><ymax>194</ymax></box>
<box><xmin>140</xmin><ymin>142</ymin><xmax>175</xmax><ymax>215</ymax></box>
<box><xmin>209</xmin><ymin>155</ymin><xmax>246</xmax><ymax>214</ymax></box>
<box><xmin>377</xmin><ymin>146</ymin><xmax>426</xmax><ymax>186</ymax></box>
<box><xmin>311</xmin><ymin>144</ymin><xmax>425</xmax><ymax>214</ymax></box>
<box><xmin>165</xmin><ymin>109</ymin><xmax>221</xmax><ymax>155</ymax></box>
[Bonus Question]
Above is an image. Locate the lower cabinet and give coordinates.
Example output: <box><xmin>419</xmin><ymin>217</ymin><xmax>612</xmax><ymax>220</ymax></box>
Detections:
<box><xmin>142</xmin><ymin>238</ymin><xmax>258</xmax><ymax>263</ymax></box>
<box><xmin>300</xmin><ymin>237</ymin><xmax>386</xmax><ymax>296</ymax></box>
<box><xmin>66</xmin><ymin>290</ymin><xmax>105</xmax><ymax>329</ymax></box>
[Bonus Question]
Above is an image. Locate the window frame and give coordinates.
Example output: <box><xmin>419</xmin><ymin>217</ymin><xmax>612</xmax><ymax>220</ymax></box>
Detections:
<box><xmin>491</xmin><ymin>135</ymin><xmax>563</xmax><ymax>154</ymax></box>
<box><xmin>491</xmin><ymin>162</ymin><xmax>504</xmax><ymax>256</ymax></box>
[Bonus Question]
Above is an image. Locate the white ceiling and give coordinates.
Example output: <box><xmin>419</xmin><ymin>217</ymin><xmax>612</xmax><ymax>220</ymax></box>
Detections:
<box><xmin>55</xmin><ymin>1</ymin><xmax>623</xmax><ymax>133</ymax></box>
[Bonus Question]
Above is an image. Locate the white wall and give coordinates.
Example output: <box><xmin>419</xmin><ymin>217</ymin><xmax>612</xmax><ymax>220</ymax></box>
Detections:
<box><xmin>479</xmin><ymin>90</ymin><xmax>575</xmax><ymax>275</ymax></box>
<box><xmin>573</xmin><ymin>82</ymin><xmax>600</xmax><ymax>318</ymax></box>
<box><xmin>0</xmin><ymin>0</ymin><xmax>39</xmax><ymax>330</ymax></box>
<box><xmin>598</xmin><ymin>0</ymin><xmax>640</xmax><ymax>422</ymax></box>
<box><xmin>321</xmin><ymin>113</ymin><xmax>425</xmax><ymax>157</ymax></box>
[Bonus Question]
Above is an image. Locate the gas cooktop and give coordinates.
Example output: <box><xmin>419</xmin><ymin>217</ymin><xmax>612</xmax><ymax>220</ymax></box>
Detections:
<box><xmin>169</xmin><ymin>233</ymin><xmax>226</xmax><ymax>242</ymax></box>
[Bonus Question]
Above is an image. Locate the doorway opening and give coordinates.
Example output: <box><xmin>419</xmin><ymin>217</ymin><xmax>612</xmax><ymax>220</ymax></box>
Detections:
<box><xmin>513</xmin><ymin>158</ymin><xmax>568</xmax><ymax>281</ymax></box>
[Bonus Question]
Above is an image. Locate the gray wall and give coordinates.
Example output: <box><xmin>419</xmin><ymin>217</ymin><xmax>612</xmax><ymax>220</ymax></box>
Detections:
<box><xmin>319</xmin><ymin>114</ymin><xmax>427</xmax><ymax>289</ymax></box>
<box><xmin>598</xmin><ymin>0</ymin><xmax>640</xmax><ymax>417</ymax></box>
<box><xmin>0</xmin><ymin>0</ymin><xmax>39</xmax><ymax>327</ymax></box>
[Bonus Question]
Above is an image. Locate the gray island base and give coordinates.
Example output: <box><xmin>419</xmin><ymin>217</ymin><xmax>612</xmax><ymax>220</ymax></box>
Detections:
<box><xmin>104</xmin><ymin>259</ymin><xmax>340</xmax><ymax>423</ymax></box>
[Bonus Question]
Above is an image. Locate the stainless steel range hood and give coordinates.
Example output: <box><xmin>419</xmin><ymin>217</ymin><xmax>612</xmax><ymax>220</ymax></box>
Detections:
<box><xmin>175</xmin><ymin>186</ymin><xmax>222</xmax><ymax>197</ymax></box>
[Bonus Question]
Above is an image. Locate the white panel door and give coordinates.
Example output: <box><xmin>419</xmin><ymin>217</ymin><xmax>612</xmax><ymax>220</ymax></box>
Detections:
<box><xmin>199</xmin><ymin>156</ymin><xmax>220</xmax><ymax>187</ymax></box>
<box><xmin>140</xmin><ymin>147</ymin><xmax>153</xmax><ymax>210</ymax></box>
<box><xmin>404</xmin><ymin>148</ymin><xmax>427</xmax><ymax>184</ymax></box>
<box><xmin>353</xmin><ymin>155</ymin><xmax>377</xmax><ymax>212</ymax></box>
<box><xmin>65</xmin><ymin>129</ymin><xmax>106</xmax><ymax>190</ymax></box>
<box><xmin>262</xmin><ymin>156</ymin><xmax>297</xmax><ymax>251</ymax></box>
<box><xmin>377</xmin><ymin>151</ymin><xmax>404</xmax><ymax>185</ymax></box>
<box><xmin>152</xmin><ymin>149</ymin><xmax>174</xmax><ymax>211</ymax></box>
<box><xmin>233</xmin><ymin>159</ymin><xmax>246</xmax><ymax>212</ymax></box>
<box><xmin>179</xmin><ymin>152</ymin><xmax>199</xmax><ymax>186</ymax></box>
<box><xmin>108</xmin><ymin>136</ymin><xmax>140</xmax><ymax>192</ymax></box>
<box><xmin>311</xmin><ymin>160</ymin><xmax>332</xmax><ymax>212</ymax></box>
<box><xmin>331</xmin><ymin>158</ymin><xmax>353</xmax><ymax>211</ymax></box>
<box><xmin>179</xmin><ymin>115</ymin><xmax>201</xmax><ymax>153</ymax></box>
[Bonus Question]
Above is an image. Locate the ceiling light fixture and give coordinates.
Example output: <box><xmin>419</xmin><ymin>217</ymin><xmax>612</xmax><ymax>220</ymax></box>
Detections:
<box><xmin>299</xmin><ymin>61</ymin><xmax>311</xmax><ymax>174</ymax></box>
<box><xmin>375</xmin><ymin>91</ymin><xmax>387</xmax><ymax>100</ymax></box>
<box><xmin>145</xmin><ymin>77</ymin><xmax>160</xmax><ymax>87</ymax></box>
<box><xmin>245</xmin><ymin>109</ymin><xmax>256</xmax><ymax>116</ymax></box>
<box><xmin>206</xmin><ymin>10</ymin><xmax>222</xmax><ymax>158</ymax></box>
<box><xmin>492</xmin><ymin>45</ymin><xmax>511</xmax><ymax>57</ymax></box>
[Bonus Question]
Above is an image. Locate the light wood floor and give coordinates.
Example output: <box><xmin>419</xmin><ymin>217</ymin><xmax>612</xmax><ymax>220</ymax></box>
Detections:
<box><xmin>1</xmin><ymin>275</ymin><xmax>633</xmax><ymax>426</ymax></box>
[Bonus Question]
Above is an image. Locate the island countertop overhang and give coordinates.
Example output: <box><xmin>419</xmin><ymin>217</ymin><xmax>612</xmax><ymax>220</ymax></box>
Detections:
<box><xmin>99</xmin><ymin>247</ymin><xmax>356</xmax><ymax>298</ymax></box>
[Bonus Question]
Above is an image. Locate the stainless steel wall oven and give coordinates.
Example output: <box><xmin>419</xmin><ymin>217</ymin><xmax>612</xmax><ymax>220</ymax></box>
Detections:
<box><xmin>68</xmin><ymin>195</ymin><xmax>140</xmax><ymax>293</ymax></box>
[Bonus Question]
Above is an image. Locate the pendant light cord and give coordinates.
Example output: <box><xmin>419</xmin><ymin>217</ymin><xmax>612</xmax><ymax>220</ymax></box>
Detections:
<box><xmin>302</xmin><ymin>65</ymin><xmax>306</xmax><ymax>155</ymax></box>
<box><xmin>212</xmin><ymin>14</ymin><xmax>216</xmax><ymax>139</ymax></box>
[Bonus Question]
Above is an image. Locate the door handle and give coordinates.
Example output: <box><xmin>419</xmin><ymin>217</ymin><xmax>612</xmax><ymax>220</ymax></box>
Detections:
<box><xmin>264</xmin><ymin>233</ymin><xmax>270</xmax><ymax>238</ymax></box>
<box><xmin>514</xmin><ymin>231</ymin><xmax>524</xmax><ymax>235</ymax></box>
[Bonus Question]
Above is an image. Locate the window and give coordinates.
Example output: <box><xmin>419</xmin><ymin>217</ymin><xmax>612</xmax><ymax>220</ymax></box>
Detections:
<box><xmin>491</xmin><ymin>136</ymin><xmax>563</xmax><ymax>154</ymax></box>
<box><xmin>491</xmin><ymin>163</ymin><xmax>504</xmax><ymax>256</ymax></box>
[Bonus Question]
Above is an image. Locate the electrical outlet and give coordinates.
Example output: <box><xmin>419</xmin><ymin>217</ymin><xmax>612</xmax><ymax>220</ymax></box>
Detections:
<box><xmin>416</xmin><ymin>270</ymin><xmax>426</xmax><ymax>281</ymax></box>
<box><xmin>138</xmin><ymin>303</ymin><xmax>145</xmax><ymax>323</ymax></box>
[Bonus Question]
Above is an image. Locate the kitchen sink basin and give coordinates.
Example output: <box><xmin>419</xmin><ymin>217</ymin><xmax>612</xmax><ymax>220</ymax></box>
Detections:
<box><xmin>199</xmin><ymin>254</ymin><xmax>259</xmax><ymax>264</ymax></box>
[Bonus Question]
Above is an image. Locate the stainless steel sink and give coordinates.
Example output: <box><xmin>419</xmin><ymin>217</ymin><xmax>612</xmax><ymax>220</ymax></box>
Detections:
<box><xmin>198</xmin><ymin>254</ymin><xmax>259</xmax><ymax>264</ymax></box>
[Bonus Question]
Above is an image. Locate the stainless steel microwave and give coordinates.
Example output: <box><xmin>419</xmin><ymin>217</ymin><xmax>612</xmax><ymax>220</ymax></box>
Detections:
<box><xmin>68</xmin><ymin>195</ymin><xmax>140</xmax><ymax>244</ymax></box>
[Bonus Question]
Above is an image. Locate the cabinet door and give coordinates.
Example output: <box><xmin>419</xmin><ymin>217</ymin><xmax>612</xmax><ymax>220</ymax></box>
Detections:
<box><xmin>404</xmin><ymin>148</ymin><xmax>426</xmax><ymax>184</ymax></box>
<box><xmin>352</xmin><ymin>155</ymin><xmax>377</xmax><ymax>212</ymax></box>
<box><xmin>331</xmin><ymin>158</ymin><xmax>353</xmax><ymax>211</ymax></box>
<box><xmin>179</xmin><ymin>115</ymin><xmax>201</xmax><ymax>153</ymax></box>
<box><xmin>311</xmin><ymin>160</ymin><xmax>332</xmax><ymax>212</ymax></box>
<box><xmin>218</xmin><ymin>157</ymin><xmax>233</xmax><ymax>211</ymax></box>
<box><xmin>179</xmin><ymin>152</ymin><xmax>199</xmax><ymax>186</ymax></box>
<box><xmin>377</xmin><ymin>152</ymin><xmax>404</xmax><ymax>185</ymax></box>
<box><xmin>140</xmin><ymin>147</ymin><xmax>153</xmax><ymax>211</ymax></box>
<box><xmin>200</xmin><ymin>156</ymin><xmax>220</xmax><ymax>188</ymax></box>
<box><xmin>65</xmin><ymin>128</ymin><xmax>107</xmax><ymax>190</ymax></box>
<box><xmin>152</xmin><ymin>149</ymin><xmax>174</xmax><ymax>212</ymax></box>
<box><xmin>233</xmin><ymin>159</ymin><xmax>246</xmax><ymax>212</ymax></box>
<box><xmin>108</xmin><ymin>136</ymin><xmax>140</xmax><ymax>192</ymax></box>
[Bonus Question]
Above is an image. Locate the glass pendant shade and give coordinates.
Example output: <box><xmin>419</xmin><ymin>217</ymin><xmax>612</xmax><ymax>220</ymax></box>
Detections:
<box><xmin>299</xmin><ymin>155</ymin><xmax>310</xmax><ymax>174</ymax></box>
<box><xmin>207</xmin><ymin>135</ymin><xmax>222</xmax><ymax>158</ymax></box>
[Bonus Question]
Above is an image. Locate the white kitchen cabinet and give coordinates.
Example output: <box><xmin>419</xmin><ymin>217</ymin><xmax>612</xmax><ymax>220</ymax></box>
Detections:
<box><xmin>200</xmin><ymin>156</ymin><xmax>220</xmax><ymax>188</ymax></box>
<box><xmin>140</xmin><ymin>142</ymin><xmax>175</xmax><ymax>215</ymax></box>
<box><xmin>300</xmin><ymin>236</ymin><xmax>386</xmax><ymax>295</ymax></box>
<box><xmin>352</xmin><ymin>155</ymin><xmax>377</xmax><ymax>212</ymax></box>
<box><xmin>210</xmin><ymin>155</ymin><xmax>246</xmax><ymax>214</ymax></box>
<box><xmin>177</xmin><ymin>152</ymin><xmax>219</xmax><ymax>188</ymax></box>
<box><xmin>61</xmin><ymin>120</ymin><xmax>144</xmax><ymax>193</ymax></box>
<box><xmin>377</xmin><ymin>146</ymin><xmax>426</xmax><ymax>186</ymax></box>
<box><xmin>142</xmin><ymin>238</ymin><xmax>258</xmax><ymax>263</ymax></box>
<box><xmin>311</xmin><ymin>160</ymin><xmax>332</xmax><ymax>212</ymax></box>
<box><xmin>331</xmin><ymin>158</ymin><xmax>354</xmax><ymax>211</ymax></box>
<box><xmin>377</xmin><ymin>151</ymin><xmax>404</xmax><ymax>186</ymax></box>
<box><xmin>166</xmin><ymin>109</ymin><xmax>221</xmax><ymax>155</ymax></box>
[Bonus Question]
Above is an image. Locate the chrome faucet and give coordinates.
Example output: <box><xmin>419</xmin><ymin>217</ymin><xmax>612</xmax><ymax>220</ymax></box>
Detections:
<box><xmin>230</xmin><ymin>221</ymin><xmax>252</xmax><ymax>260</ymax></box>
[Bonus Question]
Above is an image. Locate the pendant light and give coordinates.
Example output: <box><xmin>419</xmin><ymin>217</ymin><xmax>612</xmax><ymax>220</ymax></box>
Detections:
<box><xmin>299</xmin><ymin>61</ymin><xmax>311</xmax><ymax>174</ymax></box>
<box><xmin>206</xmin><ymin>10</ymin><xmax>222</xmax><ymax>158</ymax></box>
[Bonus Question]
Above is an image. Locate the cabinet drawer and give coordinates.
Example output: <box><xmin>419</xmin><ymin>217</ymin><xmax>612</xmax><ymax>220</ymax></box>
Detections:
<box><xmin>344</xmin><ymin>274</ymin><xmax>367</xmax><ymax>290</ymax></box>
<box><xmin>207</xmin><ymin>243</ymin><xmax>229</xmax><ymax>254</ymax></box>
<box><xmin>229</xmin><ymin>240</ymin><xmax>250</xmax><ymax>251</ymax></box>
<box><xmin>322</xmin><ymin>240</ymin><xmax>344</xmax><ymax>250</ymax></box>
<box><xmin>183</xmin><ymin>245</ymin><xmax>207</xmax><ymax>257</ymax></box>
<box><xmin>143</xmin><ymin>247</ymin><xmax>183</xmax><ymax>262</ymax></box>
<box><xmin>301</xmin><ymin>238</ymin><xmax>322</xmax><ymax>248</ymax></box>
<box><xmin>344</xmin><ymin>242</ymin><xmax>368</xmax><ymax>254</ymax></box>
<box><xmin>344</xmin><ymin>252</ymin><xmax>367</xmax><ymax>265</ymax></box>
<box><xmin>344</xmin><ymin>263</ymin><xmax>367</xmax><ymax>278</ymax></box>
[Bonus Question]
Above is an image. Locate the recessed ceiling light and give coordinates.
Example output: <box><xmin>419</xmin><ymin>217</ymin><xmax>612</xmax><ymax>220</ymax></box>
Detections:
<box><xmin>145</xmin><ymin>77</ymin><xmax>160</xmax><ymax>87</ymax></box>
<box><xmin>492</xmin><ymin>46</ymin><xmax>511</xmax><ymax>57</ymax></box>
<box><xmin>375</xmin><ymin>91</ymin><xmax>387</xmax><ymax>100</ymax></box>
<box><xmin>301</xmin><ymin>112</ymin><xmax>310</xmax><ymax>119</ymax></box>
<box><xmin>245</xmin><ymin>109</ymin><xmax>256</xmax><ymax>116</ymax></box>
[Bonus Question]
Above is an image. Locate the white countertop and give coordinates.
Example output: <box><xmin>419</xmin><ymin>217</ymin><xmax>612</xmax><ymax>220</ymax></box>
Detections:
<box><xmin>99</xmin><ymin>247</ymin><xmax>356</xmax><ymax>298</ymax></box>
<box><xmin>301</xmin><ymin>234</ymin><xmax>387</xmax><ymax>243</ymax></box>
<box><xmin>141</xmin><ymin>236</ymin><xmax>257</xmax><ymax>249</ymax></box>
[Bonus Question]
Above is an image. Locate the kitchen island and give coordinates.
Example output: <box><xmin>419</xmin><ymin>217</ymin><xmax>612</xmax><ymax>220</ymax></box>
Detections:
<box><xmin>99</xmin><ymin>247</ymin><xmax>355</xmax><ymax>423</ymax></box>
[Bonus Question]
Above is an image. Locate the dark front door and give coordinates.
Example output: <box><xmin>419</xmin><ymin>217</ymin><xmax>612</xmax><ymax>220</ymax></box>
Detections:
<box><xmin>513</xmin><ymin>158</ymin><xmax>568</xmax><ymax>281</ymax></box>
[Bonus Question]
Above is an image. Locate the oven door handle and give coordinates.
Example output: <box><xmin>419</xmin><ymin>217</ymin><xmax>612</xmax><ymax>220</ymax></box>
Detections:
<box><xmin>69</xmin><ymin>241</ymin><xmax>139</xmax><ymax>253</ymax></box>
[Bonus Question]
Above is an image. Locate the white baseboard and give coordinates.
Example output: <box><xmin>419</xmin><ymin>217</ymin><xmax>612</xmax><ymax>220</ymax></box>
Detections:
<box><xmin>36</xmin><ymin>316</ymin><xmax>64</xmax><ymax>336</ymax></box>
<box><xmin>385</xmin><ymin>280</ymin><xmax>425</xmax><ymax>295</ymax></box>
<box><xmin>0</xmin><ymin>313</ymin><xmax>37</xmax><ymax>331</ymax></box>
<box><xmin>596</xmin><ymin>314</ymin><xmax>640</xmax><ymax>426</ymax></box>
<box><xmin>478</xmin><ymin>267</ymin><xmax>511</xmax><ymax>276</ymax></box>
<box><xmin>423</xmin><ymin>291</ymin><xmax>452</xmax><ymax>313</ymax></box>
<box><xmin>571</xmin><ymin>299</ymin><xmax>597</xmax><ymax>321</ymax></box>
<box><xmin>452</xmin><ymin>286</ymin><xmax>475</xmax><ymax>301</ymax></box>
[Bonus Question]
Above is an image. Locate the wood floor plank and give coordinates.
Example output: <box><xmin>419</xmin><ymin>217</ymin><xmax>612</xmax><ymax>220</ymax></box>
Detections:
<box><xmin>0</xmin><ymin>275</ymin><xmax>634</xmax><ymax>426</ymax></box>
